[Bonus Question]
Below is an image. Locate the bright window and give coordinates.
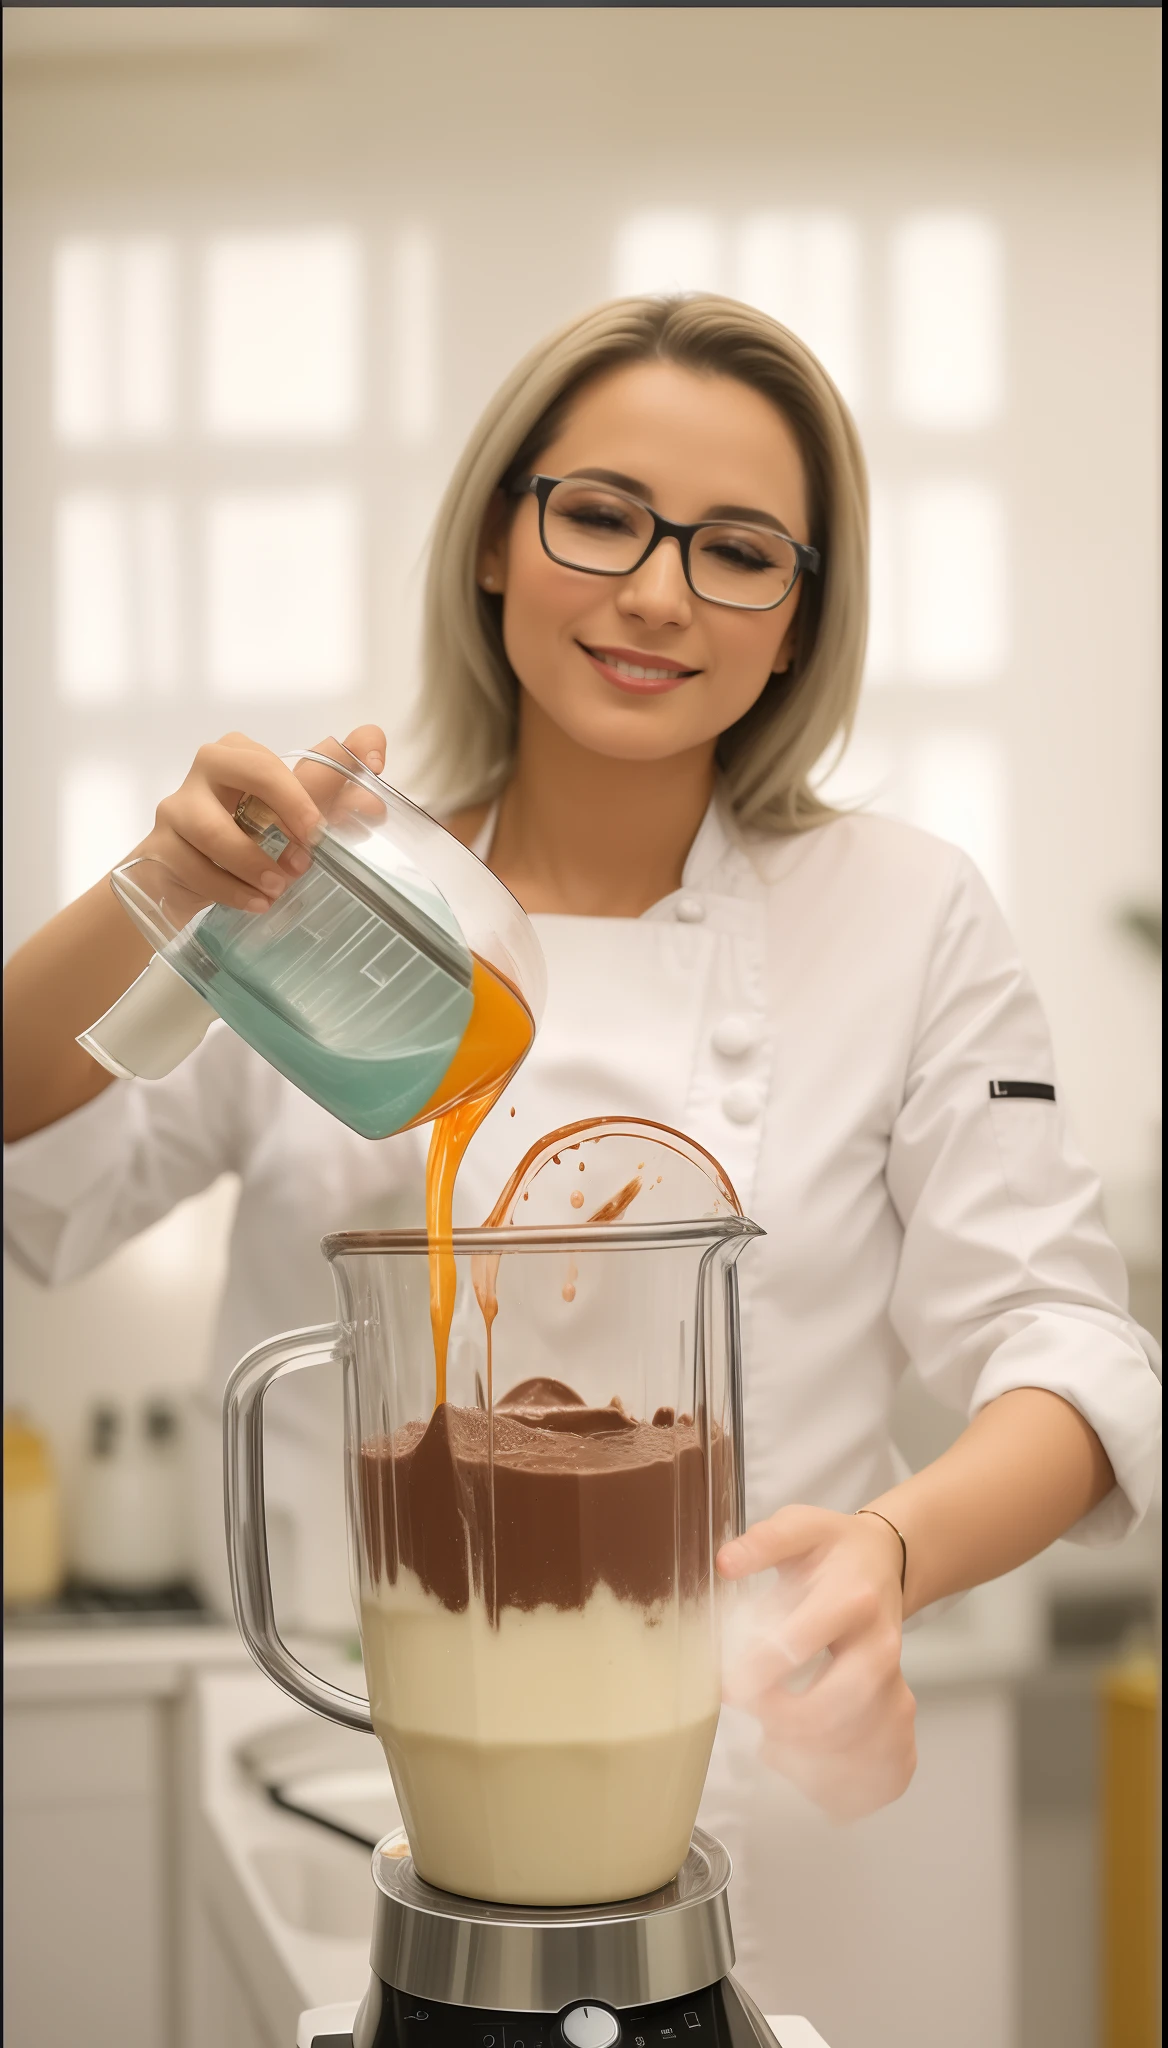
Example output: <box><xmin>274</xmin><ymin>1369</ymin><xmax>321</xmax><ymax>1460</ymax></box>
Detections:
<box><xmin>54</xmin><ymin>236</ymin><xmax>176</xmax><ymax>442</ymax></box>
<box><xmin>890</xmin><ymin>213</ymin><xmax>1004</xmax><ymax>431</ymax></box>
<box><xmin>206</xmin><ymin>490</ymin><xmax>360</xmax><ymax>698</ymax></box>
<box><xmin>612</xmin><ymin>211</ymin><xmax>722</xmax><ymax>298</ymax></box>
<box><xmin>903</xmin><ymin>481</ymin><xmax>1006</xmax><ymax>683</ymax></box>
<box><xmin>45</xmin><ymin>224</ymin><xmax>443</xmax><ymax>906</ymax></box>
<box><xmin>202</xmin><ymin>230</ymin><xmax>361</xmax><ymax>438</ymax></box>
<box><xmin>614</xmin><ymin>208</ymin><xmax>1011</xmax><ymax>900</ymax></box>
<box><xmin>733</xmin><ymin>212</ymin><xmax>862</xmax><ymax>406</ymax></box>
<box><xmin>57</xmin><ymin>758</ymin><xmax>146</xmax><ymax>905</ymax></box>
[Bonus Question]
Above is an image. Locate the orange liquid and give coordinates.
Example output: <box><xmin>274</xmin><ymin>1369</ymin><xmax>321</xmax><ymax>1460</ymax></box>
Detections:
<box><xmin>420</xmin><ymin>958</ymin><xmax>533</xmax><ymax>1404</ymax></box>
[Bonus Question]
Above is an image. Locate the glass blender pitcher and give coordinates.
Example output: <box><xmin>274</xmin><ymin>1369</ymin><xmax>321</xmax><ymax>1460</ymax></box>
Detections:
<box><xmin>78</xmin><ymin>742</ymin><xmax>544</xmax><ymax>1141</ymax></box>
<box><xmin>224</xmin><ymin>1158</ymin><xmax>759</xmax><ymax>1907</ymax></box>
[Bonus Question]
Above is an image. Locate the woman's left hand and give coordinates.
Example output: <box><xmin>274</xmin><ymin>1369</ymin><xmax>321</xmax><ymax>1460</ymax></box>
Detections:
<box><xmin>717</xmin><ymin>1506</ymin><xmax>917</xmax><ymax>1821</ymax></box>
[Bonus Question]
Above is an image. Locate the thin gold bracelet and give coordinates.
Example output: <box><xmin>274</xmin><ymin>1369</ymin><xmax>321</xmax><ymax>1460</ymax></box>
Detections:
<box><xmin>855</xmin><ymin>1508</ymin><xmax>907</xmax><ymax>1593</ymax></box>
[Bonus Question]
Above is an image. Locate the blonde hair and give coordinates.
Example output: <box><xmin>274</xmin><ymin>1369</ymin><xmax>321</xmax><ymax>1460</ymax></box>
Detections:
<box><xmin>414</xmin><ymin>294</ymin><xmax>868</xmax><ymax>835</ymax></box>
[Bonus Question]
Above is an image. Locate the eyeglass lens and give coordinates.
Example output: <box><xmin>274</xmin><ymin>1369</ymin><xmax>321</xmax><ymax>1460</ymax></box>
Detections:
<box><xmin>541</xmin><ymin>478</ymin><xmax>799</xmax><ymax>608</ymax></box>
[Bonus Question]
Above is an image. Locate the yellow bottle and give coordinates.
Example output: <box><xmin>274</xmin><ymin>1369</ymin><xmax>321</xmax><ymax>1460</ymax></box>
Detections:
<box><xmin>3</xmin><ymin>1410</ymin><xmax>64</xmax><ymax>1607</ymax></box>
<box><xmin>1101</xmin><ymin>1652</ymin><xmax>1160</xmax><ymax>2048</ymax></box>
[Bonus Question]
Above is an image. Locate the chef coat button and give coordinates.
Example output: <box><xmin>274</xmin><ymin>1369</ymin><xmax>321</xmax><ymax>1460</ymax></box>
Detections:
<box><xmin>712</xmin><ymin>1013</ymin><xmax>759</xmax><ymax>1059</ymax></box>
<box><xmin>676</xmin><ymin>895</ymin><xmax>706</xmax><ymax>924</ymax></box>
<box><xmin>722</xmin><ymin>1082</ymin><xmax>763</xmax><ymax>1125</ymax></box>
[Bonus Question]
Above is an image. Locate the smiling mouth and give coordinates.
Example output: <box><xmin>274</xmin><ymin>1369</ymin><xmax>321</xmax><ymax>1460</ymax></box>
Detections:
<box><xmin>580</xmin><ymin>643</ymin><xmax>700</xmax><ymax>686</ymax></box>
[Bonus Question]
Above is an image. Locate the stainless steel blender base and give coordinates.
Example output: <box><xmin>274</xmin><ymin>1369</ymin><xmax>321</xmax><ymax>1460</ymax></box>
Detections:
<box><xmin>341</xmin><ymin>1828</ymin><xmax>777</xmax><ymax>2048</ymax></box>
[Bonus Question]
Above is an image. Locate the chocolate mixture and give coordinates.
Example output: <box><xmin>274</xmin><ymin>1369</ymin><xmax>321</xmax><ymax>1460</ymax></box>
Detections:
<box><xmin>358</xmin><ymin>1377</ymin><xmax>727</xmax><ymax>1620</ymax></box>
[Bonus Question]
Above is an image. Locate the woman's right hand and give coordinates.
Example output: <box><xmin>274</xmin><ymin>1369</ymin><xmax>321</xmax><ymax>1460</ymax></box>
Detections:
<box><xmin>133</xmin><ymin>724</ymin><xmax>388</xmax><ymax>913</ymax></box>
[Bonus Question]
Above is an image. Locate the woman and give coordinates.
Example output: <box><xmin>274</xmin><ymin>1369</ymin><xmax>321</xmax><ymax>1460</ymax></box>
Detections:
<box><xmin>4</xmin><ymin>296</ymin><xmax>1159</xmax><ymax>2005</ymax></box>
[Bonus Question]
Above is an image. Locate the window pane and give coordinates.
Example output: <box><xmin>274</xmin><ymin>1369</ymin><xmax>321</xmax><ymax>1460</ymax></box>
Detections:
<box><xmin>812</xmin><ymin>733</ymin><xmax>893</xmax><ymax>812</ymax></box>
<box><xmin>864</xmin><ymin>482</ymin><xmax>896</xmax><ymax>685</ymax></box>
<box><xmin>53</xmin><ymin>237</ymin><xmax>174</xmax><ymax>443</ymax></box>
<box><xmin>387</xmin><ymin>227</ymin><xmax>438</xmax><ymax>444</ymax></box>
<box><xmin>134</xmin><ymin>497</ymin><xmax>181</xmax><ymax>695</ymax></box>
<box><xmin>56</xmin><ymin>494</ymin><xmax>130</xmax><ymax>701</ymax></box>
<box><xmin>58</xmin><ymin>759</ymin><xmax>143</xmax><ymax>907</ymax></box>
<box><xmin>891</xmin><ymin>213</ymin><xmax>1003</xmax><ymax>431</ymax></box>
<box><xmin>206</xmin><ymin>489</ymin><xmax>360</xmax><ymax>697</ymax></box>
<box><xmin>56</xmin><ymin>493</ymin><xmax>181</xmax><ymax>699</ymax></box>
<box><xmin>203</xmin><ymin>231</ymin><xmax>361</xmax><ymax>437</ymax></box>
<box><xmin>904</xmin><ymin>482</ymin><xmax>1006</xmax><ymax>683</ymax></box>
<box><xmin>735</xmin><ymin>212</ymin><xmax>862</xmax><ymax>406</ymax></box>
<box><xmin>54</xmin><ymin>241</ymin><xmax>109</xmax><ymax>442</ymax></box>
<box><xmin>117</xmin><ymin>240</ymin><xmax>176</xmax><ymax>438</ymax></box>
<box><xmin>612</xmin><ymin>211</ymin><xmax>722</xmax><ymax>297</ymax></box>
<box><xmin>815</xmin><ymin>732</ymin><xmax>1007</xmax><ymax>904</ymax></box>
<box><xmin>907</xmin><ymin>733</ymin><xmax>1007</xmax><ymax>903</ymax></box>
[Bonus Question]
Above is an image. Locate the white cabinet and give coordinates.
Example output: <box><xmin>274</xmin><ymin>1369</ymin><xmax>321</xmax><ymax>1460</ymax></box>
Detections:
<box><xmin>4</xmin><ymin>1697</ymin><xmax>169</xmax><ymax>2046</ymax></box>
<box><xmin>188</xmin><ymin>1900</ymin><xmax>282</xmax><ymax>2048</ymax></box>
<box><xmin>3</xmin><ymin>1628</ymin><xmax>246</xmax><ymax>2048</ymax></box>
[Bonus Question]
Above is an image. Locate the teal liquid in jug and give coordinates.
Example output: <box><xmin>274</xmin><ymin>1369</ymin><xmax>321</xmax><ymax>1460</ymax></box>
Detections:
<box><xmin>165</xmin><ymin>862</ymin><xmax>475</xmax><ymax>1141</ymax></box>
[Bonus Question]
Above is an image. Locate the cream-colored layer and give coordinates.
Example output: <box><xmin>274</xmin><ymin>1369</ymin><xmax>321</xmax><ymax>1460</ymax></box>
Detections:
<box><xmin>376</xmin><ymin>1721</ymin><xmax>719</xmax><ymax>1905</ymax></box>
<box><xmin>360</xmin><ymin>1570</ymin><xmax>720</xmax><ymax>1743</ymax></box>
<box><xmin>359</xmin><ymin>1572</ymin><xmax>721</xmax><ymax>1904</ymax></box>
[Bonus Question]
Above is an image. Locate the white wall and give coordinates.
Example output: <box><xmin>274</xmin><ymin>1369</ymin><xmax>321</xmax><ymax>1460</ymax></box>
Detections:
<box><xmin>3</xmin><ymin>8</ymin><xmax>1161</xmax><ymax>1510</ymax></box>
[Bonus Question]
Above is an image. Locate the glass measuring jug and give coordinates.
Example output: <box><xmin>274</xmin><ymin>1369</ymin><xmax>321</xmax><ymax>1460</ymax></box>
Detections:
<box><xmin>78</xmin><ymin>743</ymin><xmax>544</xmax><ymax>1142</ymax></box>
<box><xmin>224</xmin><ymin>1215</ymin><xmax>760</xmax><ymax>1907</ymax></box>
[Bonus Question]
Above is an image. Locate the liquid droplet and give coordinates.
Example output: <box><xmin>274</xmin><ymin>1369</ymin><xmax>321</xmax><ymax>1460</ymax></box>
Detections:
<box><xmin>570</xmin><ymin>1189</ymin><xmax>585</xmax><ymax>1208</ymax></box>
<box><xmin>562</xmin><ymin>1283</ymin><xmax>576</xmax><ymax>1302</ymax></box>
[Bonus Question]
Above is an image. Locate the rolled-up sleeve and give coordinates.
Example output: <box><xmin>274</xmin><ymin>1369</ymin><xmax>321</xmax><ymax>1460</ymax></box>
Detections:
<box><xmin>4</xmin><ymin>1023</ymin><xmax>250</xmax><ymax>1287</ymax></box>
<box><xmin>886</xmin><ymin>851</ymin><xmax>1161</xmax><ymax>1543</ymax></box>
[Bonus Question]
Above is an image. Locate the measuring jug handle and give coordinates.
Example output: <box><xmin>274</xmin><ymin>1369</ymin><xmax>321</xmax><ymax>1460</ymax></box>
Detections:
<box><xmin>223</xmin><ymin>1324</ymin><xmax>373</xmax><ymax>1735</ymax></box>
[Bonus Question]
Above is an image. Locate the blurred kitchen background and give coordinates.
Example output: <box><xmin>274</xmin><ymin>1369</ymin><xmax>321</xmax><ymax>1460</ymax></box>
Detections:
<box><xmin>2</xmin><ymin>10</ymin><xmax>1160</xmax><ymax>2048</ymax></box>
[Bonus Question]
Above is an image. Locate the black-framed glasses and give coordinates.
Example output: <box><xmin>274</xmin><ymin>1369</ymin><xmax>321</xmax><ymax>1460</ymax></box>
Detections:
<box><xmin>512</xmin><ymin>473</ymin><xmax>820</xmax><ymax>612</ymax></box>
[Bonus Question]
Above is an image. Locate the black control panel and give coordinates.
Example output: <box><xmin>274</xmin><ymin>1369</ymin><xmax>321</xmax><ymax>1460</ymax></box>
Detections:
<box><xmin>335</xmin><ymin>1976</ymin><xmax>779</xmax><ymax>2048</ymax></box>
<box><xmin>395</xmin><ymin>1983</ymin><xmax>719</xmax><ymax>2048</ymax></box>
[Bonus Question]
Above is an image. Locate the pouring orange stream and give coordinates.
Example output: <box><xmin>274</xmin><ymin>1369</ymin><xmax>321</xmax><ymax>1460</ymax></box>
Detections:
<box><xmin>416</xmin><ymin>958</ymin><xmax>534</xmax><ymax>1404</ymax></box>
<box><xmin>422</xmin><ymin>1006</ymin><xmax>731</xmax><ymax>1409</ymax></box>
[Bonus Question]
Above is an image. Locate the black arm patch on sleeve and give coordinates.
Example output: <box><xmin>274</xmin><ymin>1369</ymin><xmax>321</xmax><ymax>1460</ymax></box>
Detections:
<box><xmin>989</xmin><ymin>1080</ymin><xmax>1056</xmax><ymax>1102</ymax></box>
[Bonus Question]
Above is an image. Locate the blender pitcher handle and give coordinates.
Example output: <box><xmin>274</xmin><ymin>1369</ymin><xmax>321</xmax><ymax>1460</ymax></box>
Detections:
<box><xmin>223</xmin><ymin>1325</ymin><xmax>373</xmax><ymax>1734</ymax></box>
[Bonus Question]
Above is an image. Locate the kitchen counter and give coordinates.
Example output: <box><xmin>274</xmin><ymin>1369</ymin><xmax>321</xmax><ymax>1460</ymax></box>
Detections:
<box><xmin>189</xmin><ymin>1662</ymin><xmax>376</xmax><ymax>2045</ymax></box>
<box><xmin>3</xmin><ymin>1620</ymin><xmax>248</xmax><ymax>1701</ymax></box>
<box><xmin>7</xmin><ymin>1526</ymin><xmax>1159</xmax><ymax>2048</ymax></box>
<box><xmin>3</xmin><ymin>1597</ymin><xmax>1033</xmax><ymax>2048</ymax></box>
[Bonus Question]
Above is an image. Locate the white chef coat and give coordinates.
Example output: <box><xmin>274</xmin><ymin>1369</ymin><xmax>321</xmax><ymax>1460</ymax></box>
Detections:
<box><xmin>4</xmin><ymin>799</ymin><xmax>1160</xmax><ymax>1996</ymax></box>
<box><xmin>7</xmin><ymin>792</ymin><xmax>1158</xmax><ymax>1529</ymax></box>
